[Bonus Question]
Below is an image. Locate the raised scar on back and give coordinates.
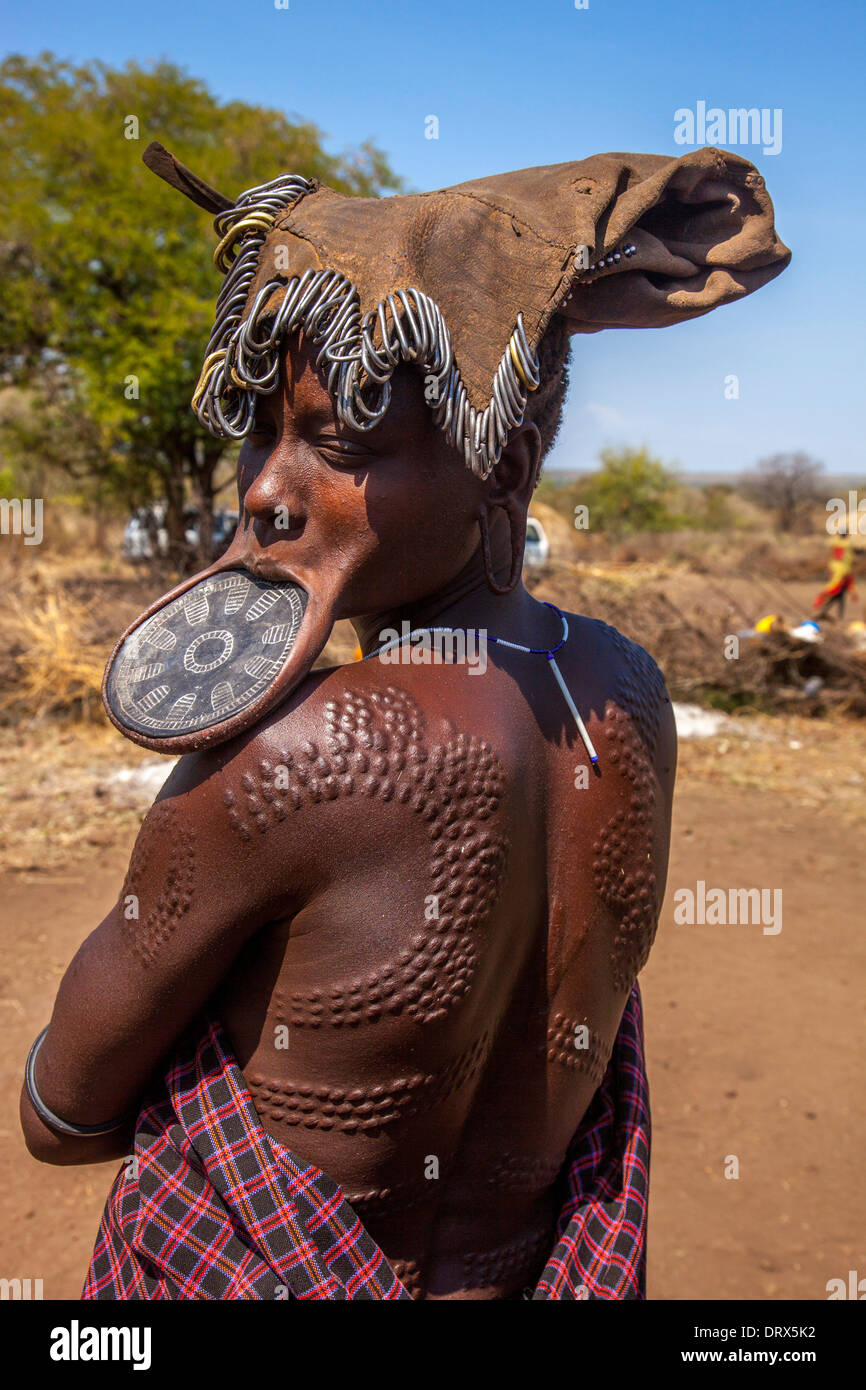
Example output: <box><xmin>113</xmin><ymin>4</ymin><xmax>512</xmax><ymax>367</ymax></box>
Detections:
<box><xmin>594</xmin><ymin>629</ymin><xmax>668</xmax><ymax>990</ymax></box>
<box><xmin>224</xmin><ymin>685</ymin><xmax>507</xmax><ymax>1024</ymax></box>
<box><xmin>544</xmin><ymin>1012</ymin><xmax>611</xmax><ymax>1084</ymax></box>
<box><xmin>247</xmin><ymin>1029</ymin><xmax>492</xmax><ymax>1133</ymax></box>
<box><xmin>462</xmin><ymin>1225</ymin><xmax>551</xmax><ymax>1290</ymax></box>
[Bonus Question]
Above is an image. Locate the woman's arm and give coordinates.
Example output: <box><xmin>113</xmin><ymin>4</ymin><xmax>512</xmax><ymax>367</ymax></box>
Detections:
<box><xmin>19</xmin><ymin>733</ymin><xmax>302</xmax><ymax>1164</ymax></box>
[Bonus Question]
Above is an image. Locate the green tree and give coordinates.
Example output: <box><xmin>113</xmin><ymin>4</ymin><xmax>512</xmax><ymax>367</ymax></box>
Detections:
<box><xmin>0</xmin><ymin>53</ymin><xmax>403</xmax><ymax>566</ymax></box>
<box><xmin>576</xmin><ymin>446</ymin><xmax>679</xmax><ymax>535</ymax></box>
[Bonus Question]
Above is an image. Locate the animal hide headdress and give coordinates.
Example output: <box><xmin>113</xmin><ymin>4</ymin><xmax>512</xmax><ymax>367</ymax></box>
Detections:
<box><xmin>145</xmin><ymin>140</ymin><xmax>790</xmax><ymax>480</ymax></box>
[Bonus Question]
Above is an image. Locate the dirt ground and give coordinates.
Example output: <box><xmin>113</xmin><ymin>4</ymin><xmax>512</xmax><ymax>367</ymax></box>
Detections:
<box><xmin>1</xmin><ymin>706</ymin><xmax>863</xmax><ymax>1301</ymax></box>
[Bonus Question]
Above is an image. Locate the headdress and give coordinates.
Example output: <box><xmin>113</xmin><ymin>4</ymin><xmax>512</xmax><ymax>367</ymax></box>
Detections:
<box><xmin>145</xmin><ymin>141</ymin><xmax>790</xmax><ymax>479</ymax></box>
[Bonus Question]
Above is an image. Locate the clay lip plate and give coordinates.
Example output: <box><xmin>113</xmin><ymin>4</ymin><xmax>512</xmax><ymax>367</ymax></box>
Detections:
<box><xmin>102</xmin><ymin>564</ymin><xmax>318</xmax><ymax>755</ymax></box>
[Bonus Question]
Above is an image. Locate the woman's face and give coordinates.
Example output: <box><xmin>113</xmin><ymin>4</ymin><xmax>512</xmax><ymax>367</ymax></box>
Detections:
<box><xmin>232</xmin><ymin>333</ymin><xmax>487</xmax><ymax>621</ymax></box>
<box><xmin>103</xmin><ymin>330</ymin><xmax>536</xmax><ymax>753</ymax></box>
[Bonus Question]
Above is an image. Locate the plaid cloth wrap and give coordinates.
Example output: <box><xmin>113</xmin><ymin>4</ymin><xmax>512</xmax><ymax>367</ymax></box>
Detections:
<box><xmin>82</xmin><ymin>983</ymin><xmax>649</xmax><ymax>1301</ymax></box>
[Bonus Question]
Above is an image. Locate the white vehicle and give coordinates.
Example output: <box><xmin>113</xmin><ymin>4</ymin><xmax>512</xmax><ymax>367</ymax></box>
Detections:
<box><xmin>524</xmin><ymin>515</ymin><xmax>549</xmax><ymax>566</ymax></box>
<box><xmin>123</xmin><ymin>505</ymin><xmax>238</xmax><ymax>564</ymax></box>
<box><xmin>122</xmin><ymin>505</ymin><xmax>168</xmax><ymax>562</ymax></box>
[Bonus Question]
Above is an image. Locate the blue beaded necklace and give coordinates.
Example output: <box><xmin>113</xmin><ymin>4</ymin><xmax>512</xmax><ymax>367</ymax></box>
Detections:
<box><xmin>364</xmin><ymin>600</ymin><xmax>599</xmax><ymax>767</ymax></box>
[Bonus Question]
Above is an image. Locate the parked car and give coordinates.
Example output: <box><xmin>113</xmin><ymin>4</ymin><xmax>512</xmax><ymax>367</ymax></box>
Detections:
<box><xmin>208</xmin><ymin>509</ymin><xmax>239</xmax><ymax>557</ymax></box>
<box><xmin>524</xmin><ymin>514</ymin><xmax>549</xmax><ymax>566</ymax></box>
<box><xmin>123</xmin><ymin>505</ymin><xmax>238</xmax><ymax>565</ymax></box>
<box><xmin>122</xmin><ymin>505</ymin><xmax>168</xmax><ymax>562</ymax></box>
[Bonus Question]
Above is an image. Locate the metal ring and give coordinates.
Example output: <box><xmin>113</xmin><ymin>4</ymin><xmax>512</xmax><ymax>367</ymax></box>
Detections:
<box><xmin>359</xmin><ymin>315</ymin><xmax>393</xmax><ymax>382</ymax></box>
<box><xmin>394</xmin><ymin>290</ymin><xmax>425</xmax><ymax>359</ymax></box>
<box><xmin>375</xmin><ymin>301</ymin><xmax>400</xmax><ymax>368</ymax></box>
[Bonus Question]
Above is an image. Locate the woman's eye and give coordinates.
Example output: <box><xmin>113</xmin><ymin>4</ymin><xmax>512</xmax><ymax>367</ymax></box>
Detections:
<box><xmin>315</xmin><ymin>437</ymin><xmax>373</xmax><ymax>462</ymax></box>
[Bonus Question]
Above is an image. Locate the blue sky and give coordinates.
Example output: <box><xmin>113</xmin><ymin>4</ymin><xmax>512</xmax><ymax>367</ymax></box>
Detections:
<box><xmin>4</xmin><ymin>0</ymin><xmax>864</xmax><ymax>476</ymax></box>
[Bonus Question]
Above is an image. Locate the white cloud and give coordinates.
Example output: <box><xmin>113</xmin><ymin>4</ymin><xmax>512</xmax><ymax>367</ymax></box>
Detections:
<box><xmin>580</xmin><ymin>401</ymin><xmax>629</xmax><ymax>431</ymax></box>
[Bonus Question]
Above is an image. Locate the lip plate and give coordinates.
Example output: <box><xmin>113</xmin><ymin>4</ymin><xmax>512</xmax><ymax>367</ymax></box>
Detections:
<box><xmin>102</xmin><ymin>558</ymin><xmax>330</xmax><ymax>755</ymax></box>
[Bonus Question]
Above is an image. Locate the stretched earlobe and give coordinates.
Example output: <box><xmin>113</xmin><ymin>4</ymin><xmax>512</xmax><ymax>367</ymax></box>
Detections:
<box><xmin>477</xmin><ymin>500</ymin><xmax>526</xmax><ymax>596</ymax></box>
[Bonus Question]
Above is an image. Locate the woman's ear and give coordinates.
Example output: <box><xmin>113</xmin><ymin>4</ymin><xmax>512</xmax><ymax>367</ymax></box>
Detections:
<box><xmin>487</xmin><ymin>421</ymin><xmax>542</xmax><ymax>508</ymax></box>
<box><xmin>475</xmin><ymin>420</ymin><xmax>542</xmax><ymax>596</ymax></box>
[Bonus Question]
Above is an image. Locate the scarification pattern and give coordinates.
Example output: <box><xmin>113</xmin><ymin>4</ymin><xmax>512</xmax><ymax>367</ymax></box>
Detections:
<box><xmin>344</xmin><ymin>1176</ymin><xmax>442</xmax><ymax>1221</ymax></box>
<box><xmin>248</xmin><ymin>1030</ymin><xmax>491</xmax><ymax>1134</ymax></box>
<box><xmin>389</xmin><ymin>1258</ymin><xmax>424</xmax><ymax>1299</ymax></box>
<box><xmin>592</xmin><ymin>626</ymin><xmax>669</xmax><ymax>990</ymax></box>
<box><xmin>545</xmin><ymin>1012</ymin><xmax>610</xmax><ymax>1083</ymax></box>
<box><xmin>604</xmin><ymin>621</ymin><xmax>668</xmax><ymax>758</ymax></box>
<box><xmin>462</xmin><ymin>1225</ymin><xmax>552</xmax><ymax>1288</ymax></box>
<box><xmin>464</xmin><ymin>1152</ymin><xmax>566</xmax><ymax>1194</ymax></box>
<box><xmin>121</xmin><ymin>804</ymin><xmax>195</xmax><ymax>967</ymax></box>
<box><xmin>225</xmin><ymin>685</ymin><xmax>507</xmax><ymax>1025</ymax></box>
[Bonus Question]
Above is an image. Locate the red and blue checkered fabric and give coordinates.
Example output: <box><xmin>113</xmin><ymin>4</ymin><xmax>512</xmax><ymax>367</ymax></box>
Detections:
<box><xmin>83</xmin><ymin>984</ymin><xmax>649</xmax><ymax>1301</ymax></box>
<box><xmin>533</xmin><ymin>982</ymin><xmax>649</xmax><ymax>1299</ymax></box>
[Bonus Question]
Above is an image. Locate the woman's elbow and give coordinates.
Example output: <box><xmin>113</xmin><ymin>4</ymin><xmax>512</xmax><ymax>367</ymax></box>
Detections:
<box><xmin>19</xmin><ymin>1085</ymin><xmax>133</xmax><ymax>1167</ymax></box>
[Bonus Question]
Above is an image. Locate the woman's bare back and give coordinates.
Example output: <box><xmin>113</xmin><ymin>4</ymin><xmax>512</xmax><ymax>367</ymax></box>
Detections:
<box><xmin>217</xmin><ymin>614</ymin><xmax>676</xmax><ymax>1299</ymax></box>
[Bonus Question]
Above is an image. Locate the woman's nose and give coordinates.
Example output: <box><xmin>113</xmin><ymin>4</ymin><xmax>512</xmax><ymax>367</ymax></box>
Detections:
<box><xmin>243</xmin><ymin>455</ymin><xmax>297</xmax><ymax>524</ymax></box>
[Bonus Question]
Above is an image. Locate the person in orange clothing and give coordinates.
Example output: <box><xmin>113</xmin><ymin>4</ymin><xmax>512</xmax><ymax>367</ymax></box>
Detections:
<box><xmin>814</xmin><ymin>531</ymin><xmax>861</xmax><ymax>621</ymax></box>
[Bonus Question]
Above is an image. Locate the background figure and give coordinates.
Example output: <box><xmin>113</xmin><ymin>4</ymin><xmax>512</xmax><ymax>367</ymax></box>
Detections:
<box><xmin>814</xmin><ymin>532</ymin><xmax>860</xmax><ymax>621</ymax></box>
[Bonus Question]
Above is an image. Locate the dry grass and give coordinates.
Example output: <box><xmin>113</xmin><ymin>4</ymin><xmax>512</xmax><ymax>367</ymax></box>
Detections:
<box><xmin>0</xmin><ymin>578</ymin><xmax>107</xmax><ymax>723</ymax></box>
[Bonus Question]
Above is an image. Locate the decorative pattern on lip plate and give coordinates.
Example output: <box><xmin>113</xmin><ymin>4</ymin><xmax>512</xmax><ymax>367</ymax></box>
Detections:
<box><xmin>106</xmin><ymin>570</ymin><xmax>307</xmax><ymax>737</ymax></box>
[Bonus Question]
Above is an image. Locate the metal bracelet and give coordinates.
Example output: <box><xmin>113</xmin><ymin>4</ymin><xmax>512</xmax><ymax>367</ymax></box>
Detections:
<box><xmin>25</xmin><ymin>1028</ymin><xmax>132</xmax><ymax>1138</ymax></box>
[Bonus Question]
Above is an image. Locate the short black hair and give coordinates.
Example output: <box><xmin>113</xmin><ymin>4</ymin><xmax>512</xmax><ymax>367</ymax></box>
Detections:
<box><xmin>523</xmin><ymin>314</ymin><xmax>571</xmax><ymax>481</ymax></box>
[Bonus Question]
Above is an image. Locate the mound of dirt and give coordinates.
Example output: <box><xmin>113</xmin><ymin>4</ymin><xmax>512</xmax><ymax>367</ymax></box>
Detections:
<box><xmin>528</xmin><ymin>565</ymin><xmax>866</xmax><ymax>715</ymax></box>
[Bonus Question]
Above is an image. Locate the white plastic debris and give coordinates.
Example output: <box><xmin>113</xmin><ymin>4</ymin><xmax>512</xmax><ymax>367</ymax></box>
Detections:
<box><xmin>102</xmin><ymin>759</ymin><xmax>178</xmax><ymax>805</ymax></box>
<box><xmin>672</xmin><ymin>704</ymin><xmax>733</xmax><ymax>739</ymax></box>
